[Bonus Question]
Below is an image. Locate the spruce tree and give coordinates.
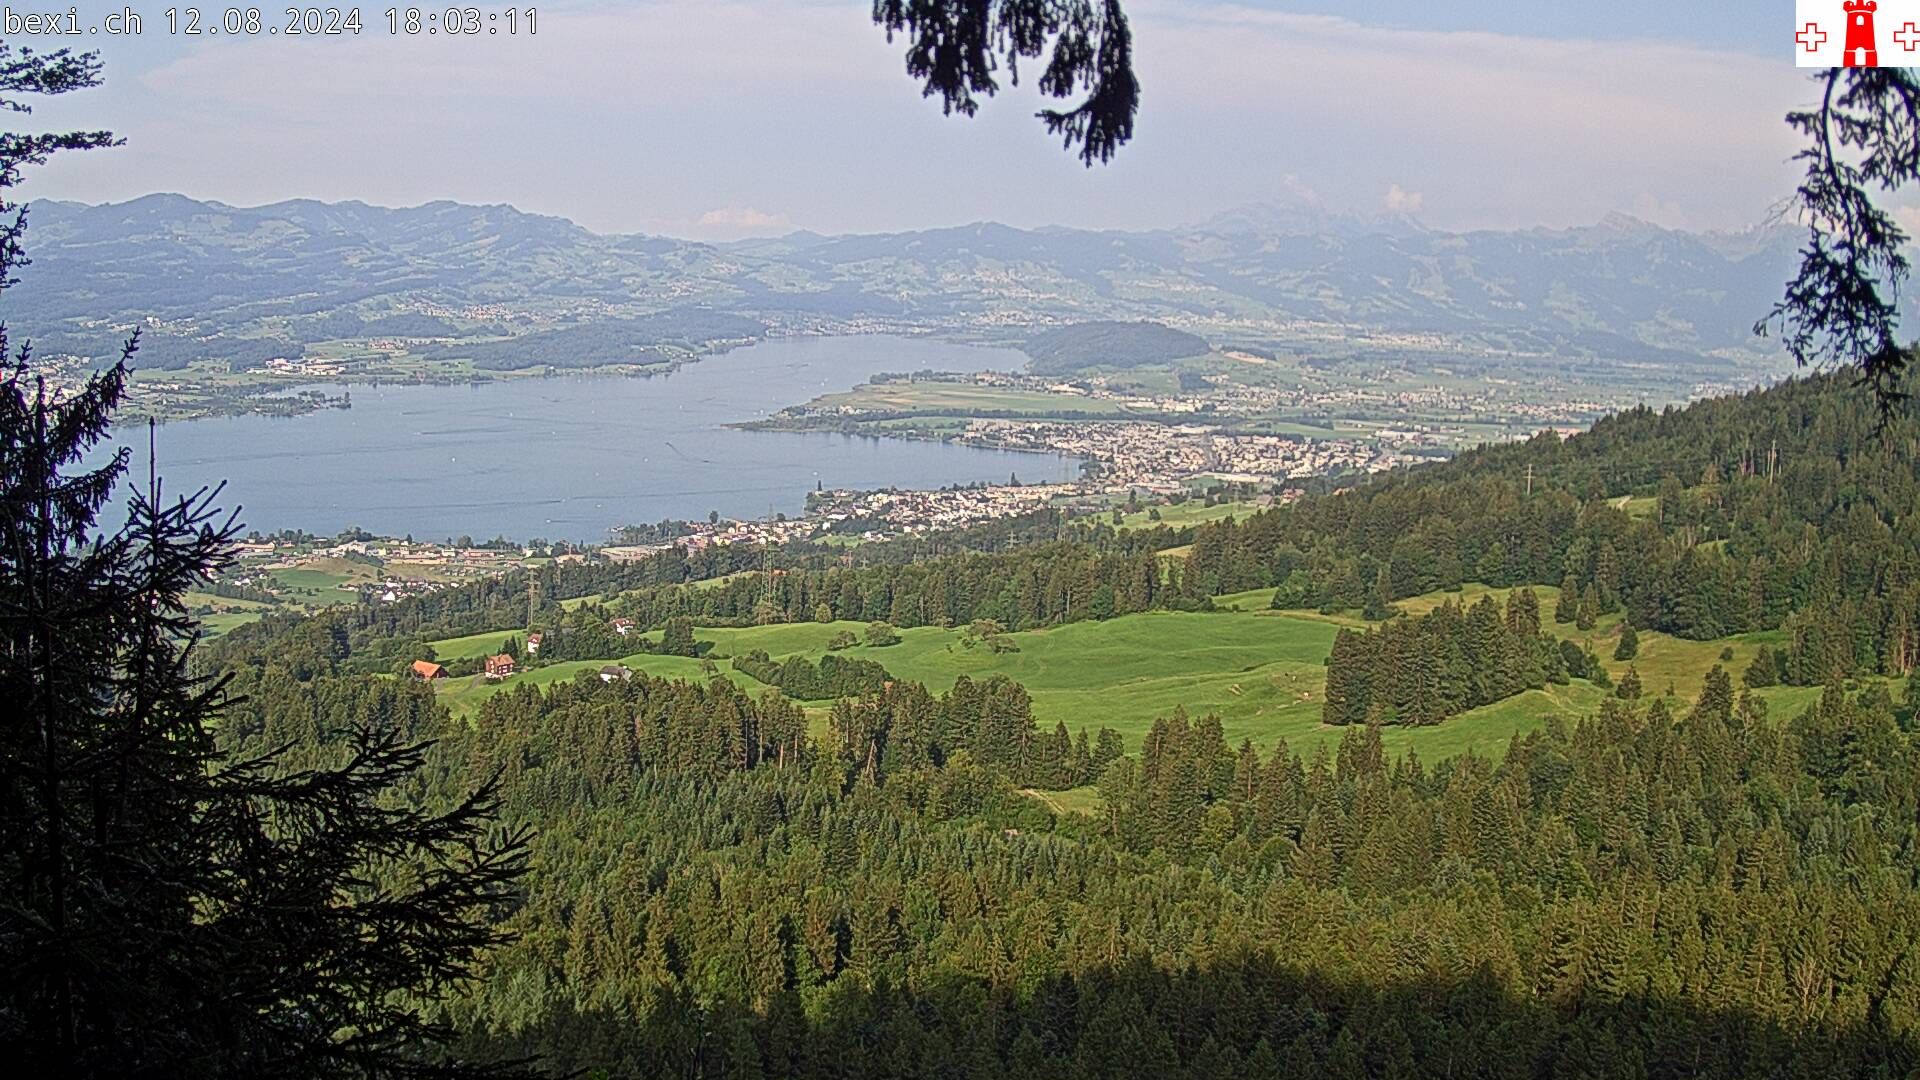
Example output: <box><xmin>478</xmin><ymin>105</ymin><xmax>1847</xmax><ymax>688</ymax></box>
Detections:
<box><xmin>1694</xmin><ymin>664</ymin><xmax>1735</xmax><ymax>724</ymax></box>
<box><xmin>1615</xmin><ymin>664</ymin><xmax>1643</xmax><ymax>701</ymax></box>
<box><xmin>1362</xmin><ymin>566</ymin><xmax>1395</xmax><ymax>621</ymax></box>
<box><xmin>1575</xmin><ymin>583</ymin><xmax>1599</xmax><ymax>631</ymax></box>
<box><xmin>1613</xmin><ymin>621</ymin><xmax>1639</xmax><ymax>661</ymax></box>
<box><xmin>0</xmin><ymin>48</ymin><xmax>526</xmax><ymax>1078</ymax></box>
<box><xmin>1554</xmin><ymin>574</ymin><xmax>1578</xmax><ymax>624</ymax></box>
<box><xmin>661</xmin><ymin>615</ymin><xmax>698</xmax><ymax>656</ymax></box>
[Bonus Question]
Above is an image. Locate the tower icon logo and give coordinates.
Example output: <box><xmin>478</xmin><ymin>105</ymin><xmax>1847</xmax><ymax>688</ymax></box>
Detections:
<box><xmin>1795</xmin><ymin>0</ymin><xmax>1920</xmax><ymax>65</ymax></box>
<box><xmin>1844</xmin><ymin>0</ymin><xmax>1879</xmax><ymax>66</ymax></box>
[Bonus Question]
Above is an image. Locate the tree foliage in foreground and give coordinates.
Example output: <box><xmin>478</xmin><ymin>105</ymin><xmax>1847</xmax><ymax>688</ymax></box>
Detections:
<box><xmin>1766</xmin><ymin>67</ymin><xmax>1920</xmax><ymax>409</ymax></box>
<box><xmin>872</xmin><ymin>0</ymin><xmax>1138</xmax><ymax>165</ymax></box>
<box><xmin>0</xmin><ymin>41</ymin><xmax>526</xmax><ymax>1079</ymax></box>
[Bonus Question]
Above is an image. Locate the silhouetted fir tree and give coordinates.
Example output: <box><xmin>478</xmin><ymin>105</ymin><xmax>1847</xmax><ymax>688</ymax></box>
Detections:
<box><xmin>873</xmin><ymin>0</ymin><xmax>1138</xmax><ymax>166</ymax></box>
<box><xmin>1765</xmin><ymin>67</ymin><xmax>1920</xmax><ymax>408</ymax></box>
<box><xmin>0</xmin><ymin>49</ymin><xmax>526</xmax><ymax>1078</ymax></box>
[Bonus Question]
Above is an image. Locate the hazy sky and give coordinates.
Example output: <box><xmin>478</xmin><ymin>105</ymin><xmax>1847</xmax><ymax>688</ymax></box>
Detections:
<box><xmin>12</xmin><ymin>1</ymin><xmax>1832</xmax><ymax>239</ymax></box>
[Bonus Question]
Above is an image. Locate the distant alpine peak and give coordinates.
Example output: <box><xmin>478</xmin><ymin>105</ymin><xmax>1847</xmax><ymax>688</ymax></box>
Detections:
<box><xmin>1591</xmin><ymin>211</ymin><xmax>1664</xmax><ymax>235</ymax></box>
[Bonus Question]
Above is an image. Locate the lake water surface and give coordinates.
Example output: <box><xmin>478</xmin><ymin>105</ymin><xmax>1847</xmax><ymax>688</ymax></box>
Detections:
<box><xmin>116</xmin><ymin>336</ymin><xmax>1077</xmax><ymax>542</ymax></box>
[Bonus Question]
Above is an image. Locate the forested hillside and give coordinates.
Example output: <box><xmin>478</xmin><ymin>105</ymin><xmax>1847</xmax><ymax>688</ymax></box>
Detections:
<box><xmin>187</xmin><ymin>370</ymin><xmax>1920</xmax><ymax>1077</ymax></box>
<box><xmin>211</xmin><ymin>372</ymin><xmax>1920</xmax><ymax>736</ymax></box>
<box><xmin>215</xmin><ymin>625</ymin><xmax>1920</xmax><ymax>1079</ymax></box>
<box><xmin>1239</xmin><ymin>372</ymin><xmax>1920</xmax><ymax>684</ymax></box>
<box><xmin>1023</xmin><ymin>320</ymin><xmax>1211</xmax><ymax>374</ymax></box>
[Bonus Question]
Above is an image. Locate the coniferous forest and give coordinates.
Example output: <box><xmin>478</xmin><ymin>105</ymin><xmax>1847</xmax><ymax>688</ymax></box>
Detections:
<box><xmin>174</xmin><ymin>369</ymin><xmax>1920</xmax><ymax>1079</ymax></box>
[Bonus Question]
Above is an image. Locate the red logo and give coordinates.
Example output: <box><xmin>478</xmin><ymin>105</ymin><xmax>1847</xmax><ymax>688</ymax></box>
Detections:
<box><xmin>1844</xmin><ymin>0</ymin><xmax>1878</xmax><ymax>66</ymax></box>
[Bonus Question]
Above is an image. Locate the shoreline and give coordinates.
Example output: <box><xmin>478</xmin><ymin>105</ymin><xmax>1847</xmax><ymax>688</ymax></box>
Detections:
<box><xmin>118</xmin><ymin>327</ymin><xmax>1036</xmax><ymax>425</ymax></box>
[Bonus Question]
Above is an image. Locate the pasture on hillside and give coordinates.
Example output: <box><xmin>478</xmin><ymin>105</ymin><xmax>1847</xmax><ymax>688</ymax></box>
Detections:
<box><xmin>427</xmin><ymin>582</ymin><xmax>1907</xmax><ymax>763</ymax></box>
<box><xmin>1111</xmin><ymin>498</ymin><xmax>1270</xmax><ymax>531</ymax></box>
<box><xmin>434</xmin><ymin>652</ymin><xmax>773</xmax><ymax>716</ymax></box>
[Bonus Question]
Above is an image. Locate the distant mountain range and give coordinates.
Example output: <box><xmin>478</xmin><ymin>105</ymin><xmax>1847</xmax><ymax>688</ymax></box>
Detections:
<box><xmin>3</xmin><ymin>193</ymin><xmax>1837</xmax><ymax>372</ymax></box>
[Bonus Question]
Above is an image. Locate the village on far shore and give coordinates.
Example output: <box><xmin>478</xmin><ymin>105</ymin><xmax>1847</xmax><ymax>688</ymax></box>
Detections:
<box><xmin>190</xmin><ymin>451</ymin><xmax>1340</xmax><ymax>641</ymax></box>
<box><xmin>189</xmin><ymin>391</ymin><xmax>1573</xmax><ymax>650</ymax></box>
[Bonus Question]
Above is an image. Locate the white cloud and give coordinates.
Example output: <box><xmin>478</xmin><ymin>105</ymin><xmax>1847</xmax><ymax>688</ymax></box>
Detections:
<box><xmin>1384</xmin><ymin>184</ymin><xmax>1424</xmax><ymax>214</ymax></box>
<box><xmin>1630</xmin><ymin>192</ymin><xmax>1688</xmax><ymax>229</ymax></box>
<box><xmin>21</xmin><ymin>0</ymin><xmax>1818</xmax><ymax>236</ymax></box>
<box><xmin>694</xmin><ymin>206</ymin><xmax>791</xmax><ymax>236</ymax></box>
<box><xmin>1278</xmin><ymin>173</ymin><xmax>1320</xmax><ymax>206</ymax></box>
<box><xmin>1126</xmin><ymin>3</ymin><xmax>1806</xmax><ymax>229</ymax></box>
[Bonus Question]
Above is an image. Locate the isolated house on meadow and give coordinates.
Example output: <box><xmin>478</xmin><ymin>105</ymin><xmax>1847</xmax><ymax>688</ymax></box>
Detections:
<box><xmin>410</xmin><ymin>660</ymin><xmax>445</xmax><ymax>681</ymax></box>
<box><xmin>598</xmin><ymin>665</ymin><xmax>633</xmax><ymax>683</ymax></box>
<box><xmin>611</xmin><ymin>618</ymin><xmax>635</xmax><ymax>636</ymax></box>
<box><xmin>525</xmin><ymin>633</ymin><xmax>543</xmax><ymax>655</ymax></box>
<box><xmin>485</xmin><ymin>654</ymin><xmax>516</xmax><ymax>680</ymax></box>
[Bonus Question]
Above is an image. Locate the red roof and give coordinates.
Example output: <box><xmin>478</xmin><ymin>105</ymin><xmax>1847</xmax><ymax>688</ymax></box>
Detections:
<box><xmin>411</xmin><ymin>660</ymin><xmax>445</xmax><ymax>680</ymax></box>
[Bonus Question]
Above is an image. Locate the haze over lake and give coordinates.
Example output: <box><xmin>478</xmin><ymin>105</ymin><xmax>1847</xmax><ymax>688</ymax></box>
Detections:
<box><xmin>115</xmin><ymin>336</ymin><xmax>1080</xmax><ymax>542</ymax></box>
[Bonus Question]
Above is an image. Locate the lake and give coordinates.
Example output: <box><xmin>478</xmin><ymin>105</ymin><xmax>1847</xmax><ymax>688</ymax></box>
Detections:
<box><xmin>114</xmin><ymin>336</ymin><xmax>1079</xmax><ymax>542</ymax></box>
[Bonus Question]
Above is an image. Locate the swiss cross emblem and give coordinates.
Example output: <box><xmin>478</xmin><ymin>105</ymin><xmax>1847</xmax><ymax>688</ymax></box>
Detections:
<box><xmin>1797</xmin><ymin>22</ymin><xmax>1828</xmax><ymax>51</ymax></box>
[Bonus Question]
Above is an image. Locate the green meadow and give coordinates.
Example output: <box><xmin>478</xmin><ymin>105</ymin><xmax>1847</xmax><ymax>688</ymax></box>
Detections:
<box><xmin>199</xmin><ymin>611</ymin><xmax>267</xmax><ymax>638</ymax></box>
<box><xmin>805</xmin><ymin>380</ymin><xmax>1133</xmax><ymax>419</ymax></box>
<box><xmin>265</xmin><ymin>560</ymin><xmax>373</xmax><ymax>606</ymax></box>
<box><xmin>434</xmin><ymin>652</ymin><xmax>771</xmax><ymax>716</ymax></box>
<box><xmin>427</xmin><ymin>582</ymin><xmax>1905</xmax><ymax>760</ymax></box>
<box><xmin>185</xmin><ymin>590</ymin><xmax>276</xmax><ymax>638</ymax></box>
<box><xmin>1112</xmin><ymin>499</ymin><xmax>1270</xmax><ymax>531</ymax></box>
<box><xmin>430</xmin><ymin>629</ymin><xmax>526</xmax><ymax>661</ymax></box>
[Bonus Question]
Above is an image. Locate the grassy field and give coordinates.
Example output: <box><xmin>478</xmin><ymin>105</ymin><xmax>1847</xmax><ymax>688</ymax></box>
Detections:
<box><xmin>560</xmin><ymin>570</ymin><xmax>759</xmax><ymax>612</ymax></box>
<box><xmin>1112</xmin><ymin>499</ymin><xmax>1271</xmax><ymax>532</ymax></box>
<box><xmin>806</xmin><ymin>381</ymin><xmax>1133</xmax><ymax>418</ymax></box>
<box><xmin>435</xmin><ymin>652</ymin><xmax>772</xmax><ymax>716</ymax></box>
<box><xmin>199</xmin><ymin>611</ymin><xmax>267</xmax><ymax>638</ymax></box>
<box><xmin>186</xmin><ymin>590</ymin><xmax>276</xmax><ymax>611</ymax></box>
<box><xmin>266</xmin><ymin>558</ymin><xmax>376</xmax><ymax>605</ymax></box>
<box><xmin>429</xmin><ymin>629</ymin><xmax>526</xmax><ymax>661</ymax></box>
<box><xmin>427</xmin><ymin>582</ymin><xmax>1907</xmax><ymax>760</ymax></box>
<box><xmin>185</xmin><ymin>590</ymin><xmax>277</xmax><ymax>638</ymax></box>
<box><xmin>645</xmin><ymin>611</ymin><xmax>1338</xmax><ymax>750</ymax></box>
<box><xmin>384</xmin><ymin>560</ymin><xmax>488</xmax><ymax>583</ymax></box>
<box><xmin>1021</xmin><ymin>785</ymin><xmax>1105</xmax><ymax>817</ymax></box>
<box><xmin>1615</xmin><ymin>494</ymin><xmax>1659</xmax><ymax>519</ymax></box>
